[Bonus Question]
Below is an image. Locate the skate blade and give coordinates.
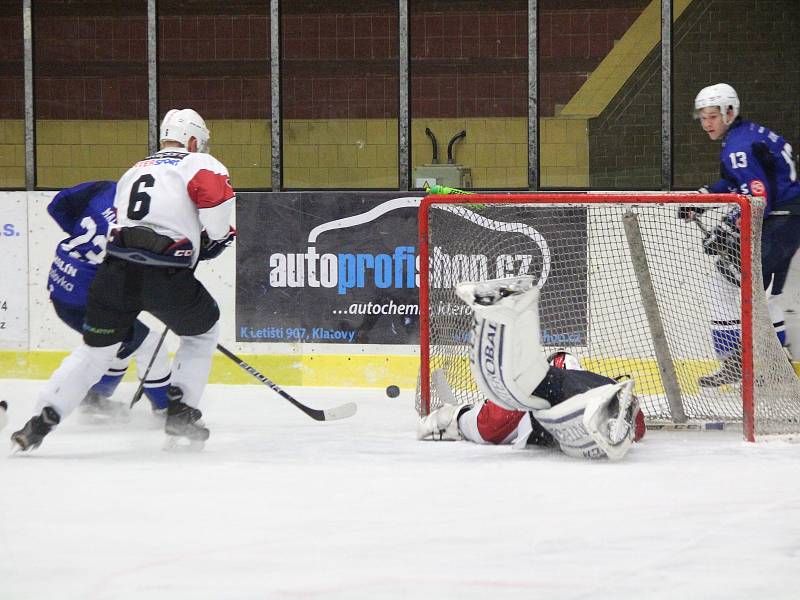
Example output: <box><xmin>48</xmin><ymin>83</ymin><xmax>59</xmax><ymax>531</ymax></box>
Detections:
<box><xmin>162</xmin><ymin>435</ymin><xmax>205</xmax><ymax>452</ymax></box>
<box><xmin>9</xmin><ymin>438</ymin><xmax>31</xmax><ymax>454</ymax></box>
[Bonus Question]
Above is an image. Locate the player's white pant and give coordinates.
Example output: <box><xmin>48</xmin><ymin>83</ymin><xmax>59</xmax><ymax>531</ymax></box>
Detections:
<box><xmin>37</xmin><ymin>342</ymin><xmax>122</xmax><ymax>418</ymax></box>
<box><xmin>767</xmin><ymin>294</ymin><xmax>787</xmax><ymax>347</ymax></box>
<box><xmin>705</xmin><ymin>269</ymin><xmax>740</xmax><ymax>359</ymax></box>
<box><xmin>705</xmin><ymin>268</ymin><xmax>788</xmax><ymax>357</ymax></box>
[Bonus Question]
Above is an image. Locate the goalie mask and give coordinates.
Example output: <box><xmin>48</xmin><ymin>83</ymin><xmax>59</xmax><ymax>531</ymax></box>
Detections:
<box><xmin>693</xmin><ymin>83</ymin><xmax>740</xmax><ymax>125</ymax></box>
<box><xmin>160</xmin><ymin>108</ymin><xmax>210</xmax><ymax>153</ymax></box>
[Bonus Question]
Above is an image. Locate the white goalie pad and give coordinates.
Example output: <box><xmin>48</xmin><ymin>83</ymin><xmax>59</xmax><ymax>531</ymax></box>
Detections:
<box><xmin>455</xmin><ymin>276</ymin><xmax>550</xmax><ymax>412</ymax></box>
<box><xmin>531</xmin><ymin>380</ymin><xmax>637</xmax><ymax>460</ymax></box>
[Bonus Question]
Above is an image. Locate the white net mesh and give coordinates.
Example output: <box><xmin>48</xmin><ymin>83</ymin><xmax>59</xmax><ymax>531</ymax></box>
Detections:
<box><xmin>416</xmin><ymin>194</ymin><xmax>800</xmax><ymax>440</ymax></box>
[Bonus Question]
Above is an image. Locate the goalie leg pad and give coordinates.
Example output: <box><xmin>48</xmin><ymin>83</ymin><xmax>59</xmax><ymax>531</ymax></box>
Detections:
<box><xmin>531</xmin><ymin>380</ymin><xmax>638</xmax><ymax>460</ymax></box>
<box><xmin>455</xmin><ymin>276</ymin><xmax>550</xmax><ymax>412</ymax></box>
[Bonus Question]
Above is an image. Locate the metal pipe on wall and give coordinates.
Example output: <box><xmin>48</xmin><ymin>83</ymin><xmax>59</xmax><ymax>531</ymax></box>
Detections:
<box><xmin>147</xmin><ymin>0</ymin><xmax>158</xmax><ymax>155</ymax></box>
<box><xmin>527</xmin><ymin>0</ymin><xmax>538</xmax><ymax>191</ymax></box>
<box><xmin>661</xmin><ymin>0</ymin><xmax>673</xmax><ymax>190</ymax></box>
<box><xmin>398</xmin><ymin>0</ymin><xmax>410</xmax><ymax>190</ymax></box>
<box><xmin>270</xmin><ymin>0</ymin><xmax>282</xmax><ymax>191</ymax></box>
<box><xmin>23</xmin><ymin>0</ymin><xmax>34</xmax><ymax>190</ymax></box>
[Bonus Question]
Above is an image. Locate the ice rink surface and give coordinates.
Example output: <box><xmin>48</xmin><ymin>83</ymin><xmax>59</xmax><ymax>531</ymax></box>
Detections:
<box><xmin>2</xmin><ymin>379</ymin><xmax>799</xmax><ymax>600</ymax></box>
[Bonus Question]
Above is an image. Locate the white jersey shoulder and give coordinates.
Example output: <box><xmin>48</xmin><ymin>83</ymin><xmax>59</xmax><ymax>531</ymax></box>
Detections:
<box><xmin>114</xmin><ymin>149</ymin><xmax>235</xmax><ymax>259</ymax></box>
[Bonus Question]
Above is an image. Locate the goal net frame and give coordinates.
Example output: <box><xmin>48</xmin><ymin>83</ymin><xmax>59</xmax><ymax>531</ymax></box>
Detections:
<box><xmin>417</xmin><ymin>192</ymin><xmax>798</xmax><ymax>442</ymax></box>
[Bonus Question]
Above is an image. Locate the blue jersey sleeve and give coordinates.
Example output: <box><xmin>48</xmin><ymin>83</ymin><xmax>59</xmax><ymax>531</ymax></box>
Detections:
<box><xmin>47</xmin><ymin>181</ymin><xmax>116</xmax><ymax>234</ymax></box>
<box><xmin>716</xmin><ymin>121</ymin><xmax>800</xmax><ymax>213</ymax></box>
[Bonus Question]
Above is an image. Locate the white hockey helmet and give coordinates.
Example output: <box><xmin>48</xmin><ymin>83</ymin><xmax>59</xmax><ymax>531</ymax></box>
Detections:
<box><xmin>693</xmin><ymin>83</ymin><xmax>740</xmax><ymax>125</ymax></box>
<box><xmin>159</xmin><ymin>108</ymin><xmax>210</xmax><ymax>152</ymax></box>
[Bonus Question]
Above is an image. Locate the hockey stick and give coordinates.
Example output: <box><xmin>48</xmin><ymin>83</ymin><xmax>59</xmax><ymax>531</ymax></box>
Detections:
<box><xmin>130</xmin><ymin>326</ymin><xmax>169</xmax><ymax>408</ymax></box>
<box><xmin>687</xmin><ymin>212</ymin><xmax>709</xmax><ymax>236</ymax></box>
<box><xmin>424</xmin><ymin>183</ymin><xmax>473</xmax><ymax>195</ymax></box>
<box><xmin>215</xmin><ymin>343</ymin><xmax>358</xmax><ymax>421</ymax></box>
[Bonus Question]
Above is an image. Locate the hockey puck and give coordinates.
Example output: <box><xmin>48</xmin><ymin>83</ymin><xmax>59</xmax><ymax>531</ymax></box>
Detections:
<box><xmin>0</xmin><ymin>400</ymin><xmax>7</xmax><ymax>432</ymax></box>
<box><xmin>385</xmin><ymin>385</ymin><xmax>400</xmax><ymax>398</ymax></box>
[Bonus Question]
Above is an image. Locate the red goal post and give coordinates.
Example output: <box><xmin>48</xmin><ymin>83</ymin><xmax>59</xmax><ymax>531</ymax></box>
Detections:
<box><xmin>417</xmin><ymin>192</ymin><xmax>800</xmax><ymax>441</ymax></box>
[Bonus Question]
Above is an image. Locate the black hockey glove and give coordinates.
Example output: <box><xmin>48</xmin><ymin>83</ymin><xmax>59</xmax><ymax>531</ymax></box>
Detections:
<box><xmin>677</xmin><ymin>188</ymin><xmax>710</xmax><ymax>220</ymax></box>
<box><xmin>702</xmin><ymin>221</ymin><xmax>740</xmax><ymax>259</ymax></box>
<box><xmin>199</xmin><ymin>226</ymin><xmax>236</xmax><ymax>261</ymax></box>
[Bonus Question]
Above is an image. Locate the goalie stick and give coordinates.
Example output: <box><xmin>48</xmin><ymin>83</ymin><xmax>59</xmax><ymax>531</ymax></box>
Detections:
<box><xmin>215</xmin><ymin>344</ymin><xmax>358</xmax><ymax>421</ymax></box>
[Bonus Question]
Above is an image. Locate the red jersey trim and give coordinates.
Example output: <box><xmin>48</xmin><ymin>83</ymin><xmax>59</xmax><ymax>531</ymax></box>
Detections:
<box><xmin>187</xmin><ymin>169</ymin><xmax>235</xmax><ymax>209</ymax></box>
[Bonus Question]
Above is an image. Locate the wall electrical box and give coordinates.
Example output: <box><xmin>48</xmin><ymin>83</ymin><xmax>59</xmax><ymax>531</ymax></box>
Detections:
<box><xmin>413</xmin><ymin>128</ymin><xmax>472</xmax><ymax>189</ymax></box>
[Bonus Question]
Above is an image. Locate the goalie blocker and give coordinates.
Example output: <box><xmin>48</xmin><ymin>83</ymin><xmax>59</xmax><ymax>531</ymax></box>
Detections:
<box><xmin>418</xmin><ymin>276</ymin><xmax>642</xmax><ymax>460</ymax></box>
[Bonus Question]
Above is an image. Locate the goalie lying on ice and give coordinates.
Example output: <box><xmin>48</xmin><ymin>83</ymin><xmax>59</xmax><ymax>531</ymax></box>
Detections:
<box><xmin>417</xmin><ymin>276</ymin><xmax>645</xmax><ymax>460</ymax></box>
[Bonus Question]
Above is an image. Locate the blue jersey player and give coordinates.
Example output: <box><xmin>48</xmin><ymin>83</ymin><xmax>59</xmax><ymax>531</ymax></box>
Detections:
<box><xmin>47</xmin><ymin>180</ymin><xmax>171</xmax><ymax>415</ymax></box>
<box><xmin>684</xmin><ymin>83</ymin><xmax>800</xmax><ymax>386</ymax></box>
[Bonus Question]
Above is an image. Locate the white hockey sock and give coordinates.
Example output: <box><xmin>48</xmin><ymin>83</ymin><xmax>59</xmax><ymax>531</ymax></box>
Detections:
<box><xmin>170</xmin><ymin>322</ymin><xmax>219</xmax><ymax>408</ymax></box>
<box><xmin>133</xmin><ymin>328</ymin><xmax>172</xmax><ymax>384</ymax></box>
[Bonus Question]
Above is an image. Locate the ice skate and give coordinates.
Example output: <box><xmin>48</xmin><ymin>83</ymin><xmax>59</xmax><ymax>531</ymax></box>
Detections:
<box><xmin>78</xmin><ymin>391</ymin><xmax>130</xmax><ymax>424</ymax></box>
<box><xmin>698</xmin><ymin>355</ymin><xmax>742</xmax><ymax>387</ymax></box>
<box><xmin>10</xmin><ymin>406</ymin><xmax>60</xmax><ymax>452</ymax></box>
<box><xmin>163</xmin><ymin>386</ymin><xmax>209</xmax><ymax>451</ymax></box>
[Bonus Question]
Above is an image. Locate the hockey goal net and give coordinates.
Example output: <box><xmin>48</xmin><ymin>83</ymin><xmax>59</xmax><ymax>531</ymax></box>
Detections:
<box><xmin>416</xmin><ymin>193</ymin><xmax>800</xmax><ymax>441</ymax></box>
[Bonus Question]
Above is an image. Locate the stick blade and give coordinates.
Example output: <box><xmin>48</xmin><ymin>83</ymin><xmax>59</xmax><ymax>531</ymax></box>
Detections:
<box><xmin>431</xmin><ymin>368</ymin><xmax>459</xmax><ymax>405</ymax></box>
<box><xmin>322</xmin><ymin>402</ymin><xmax>358</xmax><ymax>421</ymax></box>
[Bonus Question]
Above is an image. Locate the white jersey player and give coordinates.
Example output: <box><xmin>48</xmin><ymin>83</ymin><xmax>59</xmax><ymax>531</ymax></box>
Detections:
<box><xmin>114</xmin><ymin>116</ymin><xmax>234</xmax><ymax>268</ymax></box>
<box><xmin>418</xmin><ymin>276</ymin><xmax>645</xmax><ymax>460</ymax></box>
<box><xmin>12</xmin><ymin>109</ymin><xmax>236</xmax><ymax>452</ymax></box>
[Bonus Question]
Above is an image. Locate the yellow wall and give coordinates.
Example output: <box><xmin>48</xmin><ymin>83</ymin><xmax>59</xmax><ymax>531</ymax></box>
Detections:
<box><xmin>35</xmin><ymin>120</ymin><xmax>148</xmax><ymax>187</ymax></box>
<box><xmin>0</xmin><ymin>350</ymin><xmax>420</xmax><ymax>389</ymax></box>
<box><xmin>0</xmin><ymin>120</ymin><xmax>24</xmax><ymax>188</ymax></box>
<box><xmin>206</xmin><ymin>119</ymin><xmax>271</xmax><ymax>189</ymax></box>
<box><xmin>411</xmin><ymin>117</ymin><xmax>588</xmax><ymax>188</ymax></box>
<box><xmin>0</xmin><ymin>119</ymin><xmax>273</xmax><ymax>190</ymax></box>
<box><xmin>2</xmin><ymin>117</ymin><xmax>590</xmax><ymax>189</ymax></box>
<box><xmin>283</xmin><ymin>118</ymin><xmax>397</xmax><ymax>188</ymax></box>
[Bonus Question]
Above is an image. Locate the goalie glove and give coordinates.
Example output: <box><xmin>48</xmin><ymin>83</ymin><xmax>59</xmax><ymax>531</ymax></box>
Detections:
<box><xmin>702</xmin><ymin>221</ymin><xmax>740</xmax><ymax>259</ymax></box>
<box><xmin>199</xmin><ymin>226</ymin><xmax>236</xmax><ymax>261</ymax></box>
<box><xmin>677</xmin><ymin>187</ymin><xmax>712</xmax><ymax>220</ymax></box>
<box><xmin>417</xmin><ymin>403</ymin><xmax>467</xmax><ymax>441</ymax></box>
